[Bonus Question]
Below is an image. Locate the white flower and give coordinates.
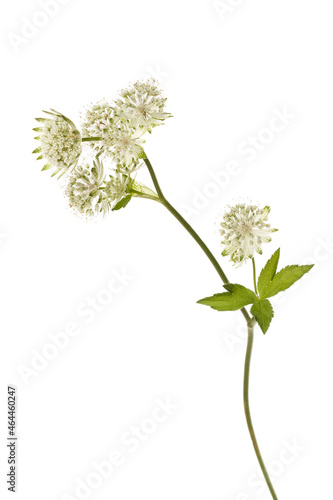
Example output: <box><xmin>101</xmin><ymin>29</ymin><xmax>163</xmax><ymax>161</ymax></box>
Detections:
<box><xmin>102</xmin><ymin>123</ymin><xmax>145</xmax><ymax>170</ymax></box>
<box><xmin>114</xmin><ymin>79</ymin><xmax>172</xmax><ymax>133</ymax></box>
<box><xmin>81</xmin><ymin>101</ymin><xmax>114</xmax><ymax>154</ymax></box>
<box><xmin>33</xmin><ymin>110</ymin><xmax>82</xmax><ymax>177</ymax></box>
<box><xmin>219</xmin><ymin>203</ymin><xmax>277</xmax><ymax>266</ymax></box>
<box><xmin>66</xmin><ymin>159</ymin><xmax>109</xmax><ymax>218</ymax></box>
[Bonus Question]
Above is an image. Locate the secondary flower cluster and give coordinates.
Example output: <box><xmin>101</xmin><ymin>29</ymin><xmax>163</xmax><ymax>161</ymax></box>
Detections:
<box><xmin>219</xmin><ymin>203</ymin><xmax>277</xmax><ymax>266</ymax></box>
<box><xmin>33</xmin><ymin>79</ymin><xmax>171</xmax><ymax>217</ymax></box>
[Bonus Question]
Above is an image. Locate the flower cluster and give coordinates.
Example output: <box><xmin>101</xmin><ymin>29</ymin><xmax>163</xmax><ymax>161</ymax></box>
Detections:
<box><xmin>114</xmin><ymin>79</ymin><xmax>172</xmax><ymax>132</ymax></box>
<box><xmin>66</xmin><ymin>158</ymin><xmax>129</xmax><ymax>218</ymax></box>
<box><xmin>219</xmin><ymin>203</ymin><xmax>277</xmax><ymax>266</ymax></box>
<box><xmin>33</xmin><ymin>110</ymin><xmax>82</xmax><ymax>177</ymax></box>
<box><xmin>33</xmin><ymin>80</ymin><xmax>171</xmax><ymax>218</ymax></box>
<box><xmin>81</xmin><ymin>79</ymin><xmax>170</xmax><ymax>172</ymax></box>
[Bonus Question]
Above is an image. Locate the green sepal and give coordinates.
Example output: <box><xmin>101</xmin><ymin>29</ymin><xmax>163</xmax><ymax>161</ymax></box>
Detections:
<box><xmin>41</xmin><ymin>164</ymin><xmax>52</xmax><ymax>171</ymax></box>
<box><xmin>251</xmin><ymin>299</ymin><xmax>274</xmax><ymax>334</ymax></box>
<box><xmin>112</xmin><ymin>195</ymin><xmax>132</xmax><ymax>211</ymax></box>
<box><xmin>197</xmin><ymin>284</ymin><xmax>257</xmax><ymax>312</ymax></box>
<box><xmin>32</xmin><ymin>147</ymin><xmax>42</xmax><ymax>154</ymax></box>
<box><xmin>33</xmin><ymin>127</ymin><xmax>43</xmax><ymax>132</ymax></box>
<box><xmin>43</xmin><ymin>109</ymin><xmax>78</xmax><ymax>130</ymax></box>
<box><xmin>51</xmin><ymin>168</ymin><xmax>61</xmax><ymax>177</ymax></box>
<box><xmin>56</xmin><ymin>168</ymin><xmax>69</xmax><ymax>179</ymax></box>
<box><xmin>36</xmin><ymin>155</ymin><xmax>43</xmax><ymax>160</ymax></box>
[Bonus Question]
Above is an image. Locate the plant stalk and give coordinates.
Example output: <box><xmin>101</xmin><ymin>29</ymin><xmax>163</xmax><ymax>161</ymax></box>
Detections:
<box><xmin>252</xmin><ymin>257</ymin><xmax>258</xmax><ymax>295</ymax></box>
<box><xmin>143</xmin><ymin>155</ymin><xmax>277</xmax><ymax>499</ymax></box>
<box><xmin>143</xmin><ymin>157</ymin><xmax>251</xmax><ymax>324</ymax></box>
<box><xmin>244</xmin><ymin>323</ymin><xmax>279</xmax><ymax>500</ymax></box>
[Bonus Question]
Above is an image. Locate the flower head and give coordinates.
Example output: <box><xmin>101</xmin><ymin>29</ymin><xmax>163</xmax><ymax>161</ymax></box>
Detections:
<box><xmin>81</xmin><ymin>102</ymin><xmax>145</xmax><ymax>171</ymax></box>
<box><xmin>102</xmin><ymin>123</ymin><xmax>145</xmax><ymax>171</ymax></box>
<box><xmin>219</xmin><ymin>203</ymin><xmax>277</xmax><ymax>266</ymax></box>
<box><xmin>114</xmin><ymin>79</ymin><xmax>172</xmax><ymax>133</ymax></box>
<box><xmin>81</xmin><ymin>101</ymin><xmax>114</xmax><ymax>155</ymax></box>
<box><xmin>33</xmin><ymin>110</ymin><xmax>82</xmax><ymax>177</ymax></box>
<box><xmin>66</xmin><ymin>158</ymin><xmax>109</xmax><ymax>218</ymax></box>
<box><xmin>65</xmin><ymin>158</ymin><xmax>131</xmax><ymax>218</ymax></box>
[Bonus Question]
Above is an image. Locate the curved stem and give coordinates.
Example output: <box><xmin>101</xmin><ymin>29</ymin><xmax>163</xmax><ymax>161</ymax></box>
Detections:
<box><xmin>143</xmin><ymin>156</ymin><xmax>277</xmax><ymax>498</ymax></box>
<box><xmin>143</xmin><ymin>157</ymin><xmax>251</xmax><ymax>324</ymax></box>
<box><xmin>244</xmin><ymin>324</ymin><xmax>279</xmax><ymax>500</ymax></box>
<box><xmin>252</xmin><ymin>257</ymin><xmax>258</xmax><ymax>295</ymax></box>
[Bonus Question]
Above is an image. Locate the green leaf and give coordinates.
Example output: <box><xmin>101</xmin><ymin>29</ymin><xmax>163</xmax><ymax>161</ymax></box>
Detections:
<box><xmin>251</xmin><ymin>299</ymin><xmax>274</xmax><ymax>334</ymax></box>
<box><xmin>261</xmin><ymin>265</ymin><xmax>314</xmax><ymax>299</ymax></box>
<box><xmin>32</xmin><ymin>147</ymin><xmax>41</xmax><ymax>154</ymax></box>
<box><xmin>258</xmin><ymin>248</ymin><xmax>280</xmax><ymax>298</ymax></box>
<box><xmin>197</xmin><ymin>284</ymin><xmax>257</xmax><ymax>312</ymax></box>
<box><xmin>41</xmin><ymin>164</ymin><xmax>52</xmax><ymax>171</ymax></box>
<box><xmin>112</xmin><ymin>195</ymin><xmax>132</xmax><ymax>211</ymax></box>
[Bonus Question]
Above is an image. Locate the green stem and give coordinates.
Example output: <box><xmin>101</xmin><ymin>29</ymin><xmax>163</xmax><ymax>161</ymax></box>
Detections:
<box><xmin>252</xmin><ymin>257</ymin><xmax>258</xmax><ymax>295</ymax></box>
<box><xmin>143</xmin><ymin>157</ymin><xmax>251</xmax><ymax>324</ymax></box>
<box><xmin>244</xmin><ymin>323</ymin><xmax>279</xmax><ymax>500</ymax></box>
<box><xmin>82</xmin><ymin>137</ymin><xmax>103</xmax><ymax>142</ymax></box>
<box><xmin>143</xmin><ymin>155</ymin><xmax>278</xmax><ymax>499</ymax></box>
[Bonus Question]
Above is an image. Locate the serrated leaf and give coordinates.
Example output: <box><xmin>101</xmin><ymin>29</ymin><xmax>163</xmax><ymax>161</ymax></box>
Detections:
<box><xmin>251</xmin><ymin>299</ymin><xmax>274</xmax><ymax>334</ymax></box>
<box><xmin>262</xmin><ymin>264</ymin><xmax>314</xmax><ymax>299</ymax></box>
<box><xmin>197</xmin><ymin>284</ymin><xmax>257</xmax><ymax>311</ymax></box>
<box><xmin>112</xmin><ymin>195</ymin><xmax>132</xmax><ymax>211</ymax></box>
<box><xmin>258</xmin><ymin>248</ymin><xmax>280</xmax><ymax>298</ymax></box>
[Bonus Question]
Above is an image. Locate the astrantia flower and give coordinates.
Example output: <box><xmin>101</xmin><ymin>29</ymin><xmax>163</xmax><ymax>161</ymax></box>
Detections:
<box><xmin>102</xmin><ymin>123</ymin><xmax>145</xmax><ymax>170</ymax></box>
<box><xmin>219</xmin><ymin>203</ymin><xmax>277</xmax><ymax>266</ymax></box>
<box><xmin>66</xmin><ymin>158</ymin><xmax>109</xmax><ymax>218</ymax></box>
<box><xmin>33</xmin><ymin>110</ymin><xmax>82</xmax><ymax>177</ymax></box>
<box><xmin>81</xmin><ymin>101</ymin><xmax>145</xmax><ymax>171</ymax></box>
<box><xmin>81</xmin><ymin>101</ymin><xmax>114</xmax><ymax>155</ymax></box>
<box><xmin>114</xmin><ymin>79</ymin><xmax>172</xmax><ymax>133</ymax></box>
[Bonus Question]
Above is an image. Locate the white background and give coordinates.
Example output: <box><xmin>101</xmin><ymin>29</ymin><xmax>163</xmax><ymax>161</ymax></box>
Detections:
<box><xmin>1</xmin><ymin>1</ymin><xmax>333</xmax><ymax>499</ymax></box>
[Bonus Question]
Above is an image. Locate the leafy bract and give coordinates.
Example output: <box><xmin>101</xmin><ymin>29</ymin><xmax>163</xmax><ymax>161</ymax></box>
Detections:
<box><xmin>197</xmin><ymin>284</ymin><xmax>257</xmax><ymax>312</ymax></box>
<box><xmin>258</xmin><ymin>248</ymin><xmax>280</xmax><ymax>298</ymax></box>
<box><xmin>112</xmin><ymin>195</ymin><xmax>132</xmax><ymax>211</ymax></box>
<box><xmin>260</xmin><ymin>264</ymin><xmax>313</xmax><ymax>299</ymax></box>
<box><xmin>251</xmin><ymin>299</ymin><xmax>274</xmax><ymax>334</ymax></box>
